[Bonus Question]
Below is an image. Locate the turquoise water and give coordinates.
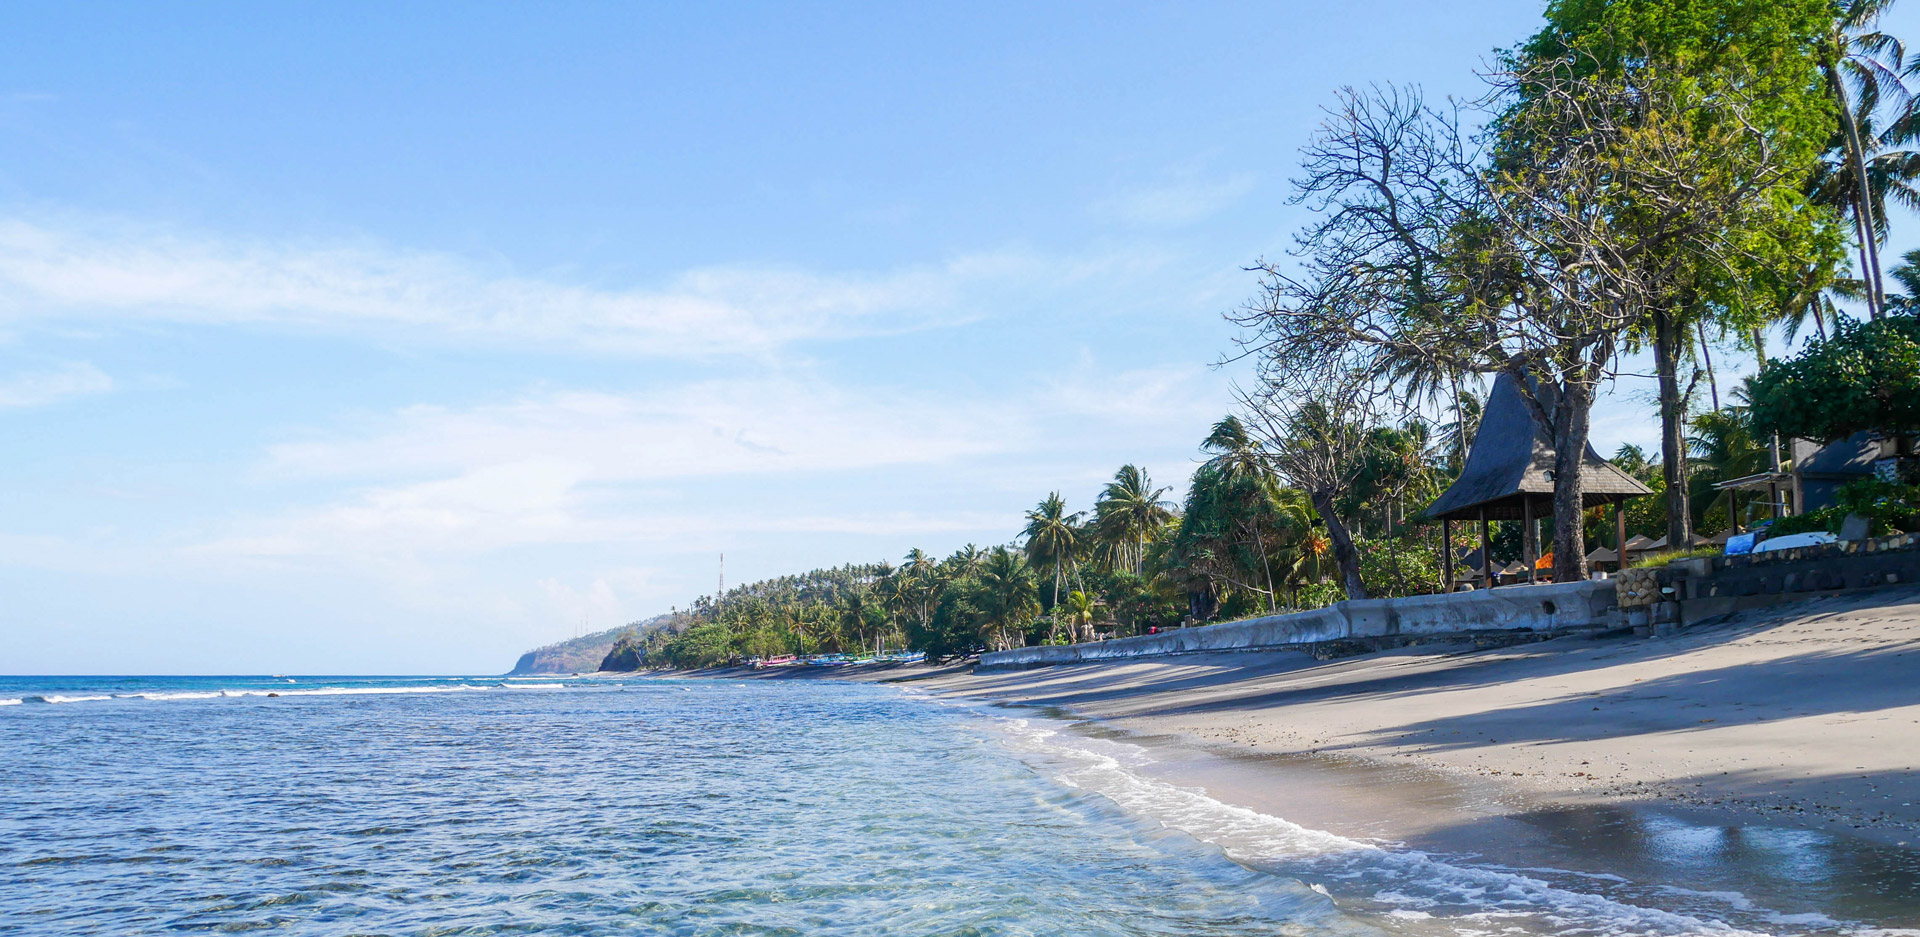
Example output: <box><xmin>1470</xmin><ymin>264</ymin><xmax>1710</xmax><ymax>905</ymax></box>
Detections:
<box><xmin>0</xmin><ymin>675</ymin><xmax>1901</xmax><ymax>935</ymax></box>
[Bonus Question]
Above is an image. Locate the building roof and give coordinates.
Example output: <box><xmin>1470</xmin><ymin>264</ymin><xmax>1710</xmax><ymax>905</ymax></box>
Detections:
<box><xmin>1422</xmin><ymin>372</ymin><xmax>1653</xmax><ymax>522</ymax></box>
<box><xmin>1797</xmin><ymin>430</ymin><xmax>1883</xmax><ymax>478</ymax></box>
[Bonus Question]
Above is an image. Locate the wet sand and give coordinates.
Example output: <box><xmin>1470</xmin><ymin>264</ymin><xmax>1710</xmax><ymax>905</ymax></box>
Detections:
<box><xmin>909</xmin><ymin>586</ymin><xmax>1920</xmax><ymax>850</ymax></box>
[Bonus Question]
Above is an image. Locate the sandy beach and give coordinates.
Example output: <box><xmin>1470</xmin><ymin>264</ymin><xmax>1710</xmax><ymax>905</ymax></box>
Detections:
<box><xmin>897</xmin><ymin>586</ymin><xmax>1920</xmax><ymax>851</ymax></box>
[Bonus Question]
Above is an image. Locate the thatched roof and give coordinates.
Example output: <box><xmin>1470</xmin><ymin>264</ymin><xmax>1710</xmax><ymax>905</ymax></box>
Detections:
<box><xmin>1423</xmin><ymin>372</ymin><xmax>1652</xmax><ymax>522</ymax></box>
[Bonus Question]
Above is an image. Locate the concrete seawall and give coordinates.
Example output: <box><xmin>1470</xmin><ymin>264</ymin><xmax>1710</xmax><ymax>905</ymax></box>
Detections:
<box><xmin>978</xmin><ymin>579</ymin><xmax>1620</xmax><ymax>670</ymax></box>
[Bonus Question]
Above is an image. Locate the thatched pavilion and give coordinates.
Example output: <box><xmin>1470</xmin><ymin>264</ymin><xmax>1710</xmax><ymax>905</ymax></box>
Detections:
<box><xmin>1423</xmin><ymin>373</ymin><xmax>1652</xmax><ymax>588</ymax></box>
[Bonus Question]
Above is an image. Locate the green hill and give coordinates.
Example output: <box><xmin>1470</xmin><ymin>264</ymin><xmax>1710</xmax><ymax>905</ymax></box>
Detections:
<box><xmin>507</xmin><ymin>615</ymin><xmax>670</xmax><ymax>674</ymax></box>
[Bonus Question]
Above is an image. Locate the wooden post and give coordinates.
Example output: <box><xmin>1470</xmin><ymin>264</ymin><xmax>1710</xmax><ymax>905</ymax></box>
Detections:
<box><xmin>1614</xmin><ymin>496</ymin><xmax>1628</xmax><ymax>573</ymax></box>
<box><xmin>1732</xmin><ymin>489</ymin><xmax>1743</xmax><ymax>534</ymax></box>
<box><xmin>1522</xmin><ymin>498</ymin><xmax>1537</xmax><ymax>585</ymax></box>
<box><xmin>1441</xmin><ymin>517</ymin><xmax>1454</xmax><ymax>593</ymax></box>
<box><xmin>1479</xmin><ymin>508</ymin><xmax>1493</xmax><ymax>588</ymax></box>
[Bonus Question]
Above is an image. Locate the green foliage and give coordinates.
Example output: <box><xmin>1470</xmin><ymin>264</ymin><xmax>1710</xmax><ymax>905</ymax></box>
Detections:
<box><xmin>1603</xmin><ymin>444</ymin><xmax>1671</xmax><ymax>540</ymax></box>
<box><xmin>1292</xmin><ymin>581</ymin><xmax>1346</xmax><ymax>610</ymax></box>
<box><xmin>561</xmin><ymin>2</ymin><xmax>1920</xmax><ymax>675</ymax></box>
<box><xmin>1767</xmin><ymin>478</ymin><xmax>1920</xmax><ymax>536</ymax></box>
<box><xmin>1356</xmin><ymin>537</ymin><xmax>1442</xmax><ymax>598</ymax></box>
<box><xmin>1750</xmin><ymin>315</ymin><xmax>1920</xmax><ymax>441</ymax></box>
<box><xmin>1518</xmin><ymin>0</ymin><xmax>1843</xmax><ymax>335</ymax></box>
<box><xmin>1627</xmin><ymin>545</ymin><xmax>1723</xmax><ymax>569</ymax></box>
<box><xmin>656</xmin><ymin>622</ymin><xmax>738</xmax><ymax>669</ymax></box>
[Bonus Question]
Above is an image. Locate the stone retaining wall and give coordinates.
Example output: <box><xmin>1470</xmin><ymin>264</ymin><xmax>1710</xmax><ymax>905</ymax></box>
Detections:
<box><xmin>978</xmin><ymin>579</ymin><xmax>1621</xmax><ymax>671</ymax></box>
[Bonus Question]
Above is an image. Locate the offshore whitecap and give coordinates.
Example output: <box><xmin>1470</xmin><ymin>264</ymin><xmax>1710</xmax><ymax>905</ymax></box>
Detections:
<box><xmin>0</xmin><ymin>675</ymin><xmax>1879</xmax><ymax>936</ymax></box>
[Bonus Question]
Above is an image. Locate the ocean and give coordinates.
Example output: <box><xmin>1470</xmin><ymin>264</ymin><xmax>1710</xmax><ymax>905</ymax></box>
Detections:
<box><xmin>0</xmin><ymin>675</ymin><xmax>1910</xmax><ymax>936</ymax></box>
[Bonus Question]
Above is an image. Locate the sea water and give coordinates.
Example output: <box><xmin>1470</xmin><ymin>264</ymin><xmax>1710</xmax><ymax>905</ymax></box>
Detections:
<box><xmin>0</xmin><ymin>675</ymin><xmax>1907</xmax><ymax>936</ymax></box>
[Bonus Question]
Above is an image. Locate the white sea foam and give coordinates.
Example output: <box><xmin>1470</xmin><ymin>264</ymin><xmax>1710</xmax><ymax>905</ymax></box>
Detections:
<box><xmin>985</xmin><ymin>711</ymin><xmax>1789</xmax><ymax>937</ymax></box>
<box><xmin>10</xmin><ymin>682</ymin><xmax>565</xmax><ymax>705</ymax></box>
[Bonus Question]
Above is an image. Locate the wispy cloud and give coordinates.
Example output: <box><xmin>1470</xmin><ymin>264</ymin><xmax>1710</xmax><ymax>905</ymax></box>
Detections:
<box><xmin>0</xmin><ymin>360</ymin><xmax>112</xmax><ymax>408</ymax></box>
<box><xmin>0</xmin><ymin>218</ymin><xmax>1039</xmax><ymax>357</ymax></box>
<box><xmin>193</xmin><ymin>354</ymin><xmax>1226</xmax><ymax>563</ymax></box>
<box><xmin>1097</xmin><ymin>172</ymin><xmax>1258</xmax><ymax>227</ymax></box>
<box><xmin>261</xmin><ymin>376</ymin><xmax>1014</xmax><ymax>483</ymax></box>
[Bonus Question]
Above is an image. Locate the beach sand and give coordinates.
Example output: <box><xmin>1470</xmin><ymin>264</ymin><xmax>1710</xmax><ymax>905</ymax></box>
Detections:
<box><xmin>905</xmin><ymin>585</ymin><xmax>1920</xmax><ymax>850</ymax></box>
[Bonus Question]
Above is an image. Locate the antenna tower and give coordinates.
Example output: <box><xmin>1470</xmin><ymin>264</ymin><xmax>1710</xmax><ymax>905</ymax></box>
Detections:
<box><xmin>718</xmin><ymin>552</ymin><xmax>726</xmax><ymax>605</ymax></box>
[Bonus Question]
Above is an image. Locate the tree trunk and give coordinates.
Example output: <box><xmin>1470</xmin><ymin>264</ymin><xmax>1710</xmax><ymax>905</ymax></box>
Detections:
<box><xmin>1550</xmin><ymin>382</ymin><xmax>1595</xmax><ymax>583</ymax></box>
<box><xmin>1384</xmin><ymin>502</ymin><xmax>1406</xmax><ymax>595</ymax></box>
<box><xmin>1653</xmin><ymin>308</ymin><xmax>1693</xmax><ymax>547</ymax></box>
<box><xmin>1252</xmin><ymin>525</ymin><xmax>1277</xmax><ymax>613</ymax></box>
<box><xmin>1696</xmin><ymin>319</ymin><xmax>1720</xmax><ymax>411</ymax></box>
<box><xmin>1832</xmin><ymin>68</ymin><xmax>1885</xmax><ymax>319</ymax></box>
<box><xmin>1310</xmin><ymin>489</ymin><xmax>1368</xmax><ymax>601</ymax></box>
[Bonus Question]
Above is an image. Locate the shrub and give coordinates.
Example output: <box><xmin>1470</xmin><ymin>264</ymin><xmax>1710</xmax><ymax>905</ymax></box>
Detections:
<box><xmin>1767</xmin><ymin>479</ymin><xmax>1920</xmax><ymax>537</ymax></box>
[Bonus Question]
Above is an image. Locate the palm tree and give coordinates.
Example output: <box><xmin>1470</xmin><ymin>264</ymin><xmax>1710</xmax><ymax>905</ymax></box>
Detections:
<box><xmin>950</xmin><ymin>543</ymin><xmax>987</xmax><ymax>576</ymax></box>
<box><xmin>1021</xmin><ymin>492</ymin><xmax>1083</xmax><ymax>611</ymax></box>
<box><xmin>1060</xmin><ymin>590</ymin><xmax>1098</xmax><ymax>643</ymax></box>
<box><xmin>1199</xmin><ymin>417</ymin><xmax>1286</xmax><ymax>610</ymax></box>
<box><xmin>1688</xmin><ymin>386</ymin><xmax>1775</xmax><ymax>531</ymax></box>
<box><xmin>1885</xmin><ymin>247</ymin><xmax>1920</xmax><ymax>313</ymax></box>
<box><xmin>836</xmin><ymin>586</ymin><xmax>874</xmax><ymax>656</ymax></box>
<box><xmin>898</xmin><ymin>548</ymin><xmax>943</xmax><ymax>635</ymax></box>
<box><xmin>1092</xmin><ymin>465</ymin><xmax>1175</xmax><ymax>576</ymax></box>
<box><xmin>975</xmin><ymin>547</ymin><xmax>1040</xmax><ymax>651</ymax></box>
<box><xmin>1435</xmin><ymin>389</ymin><xmax>1484</xmax><ymax>474</ymax></box>
<box><xmin>1818</xmin><ymin>0</ymin><xmax>1912</xmax><ymax>317</ymax></box>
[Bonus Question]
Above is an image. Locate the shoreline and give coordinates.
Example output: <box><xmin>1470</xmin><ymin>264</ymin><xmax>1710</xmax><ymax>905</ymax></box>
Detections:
<box><xmin>901</xmin><ymin>586</ymin><xmax>1920</xmax><ymax>851</ymax></box>
<box><xmin>575</xmin><ymin>594</ymin><xmax>1920</xmax><ymax>929</ymax></box>
<box><xmin>628</xmin><ymin>586</ymin><xmax>1920</xmax><ymax>852</ymax></box>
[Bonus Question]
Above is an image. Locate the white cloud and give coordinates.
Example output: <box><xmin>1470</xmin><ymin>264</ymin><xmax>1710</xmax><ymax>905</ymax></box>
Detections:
<box><xmin>188</xmin><ymin>353</ymin><xmax>1228</xmax><ymax>563</ymax></box>
<box><xmin>1098</xmin><ymin>172</ymin><xmax>1258</xmax><ymax>226</ymax></box>
<box><xmin>261</xmin><ymin>376</ymin><xmax>1014</xmax><ymax>483</ymax></box>
<box><xmin>0</xmin><ymin>360</ymin><xmax>112</xmax><ymax>408</ymax></box>
<box><xmin>1044</xmin><ymin>360</ymin><xmax>1223</xmax><ymax>427</ymax></box>
<box><xmin>0</xmin><ymin>218</ymin><xmax>1028</xmax><ymax>357</ymax></box>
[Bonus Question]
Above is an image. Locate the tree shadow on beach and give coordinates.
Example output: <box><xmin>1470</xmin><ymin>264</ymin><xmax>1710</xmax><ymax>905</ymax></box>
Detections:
<box><xmin>1313</xmin><ymin>642</ymin><xmax>1920</xmax><ymax>754</ymax></box>
<box><xmin>998</xmin><ymin>586</ymin><xmax>1920</xmax><ymax>724</ymax></box>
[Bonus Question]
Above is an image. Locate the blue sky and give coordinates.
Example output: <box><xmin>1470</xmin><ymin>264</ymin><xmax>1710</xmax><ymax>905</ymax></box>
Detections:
<box><xmin>2</xmin><ymin>2</ymin><xmax>1912</xmax><ymax>674</ymax></box>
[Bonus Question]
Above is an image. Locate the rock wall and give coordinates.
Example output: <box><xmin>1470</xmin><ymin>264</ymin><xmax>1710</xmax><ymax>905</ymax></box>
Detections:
<box><xmin>979</xmin><ymin>579</ymin><xmax>1620</xmax><ymax>670</ymax></box>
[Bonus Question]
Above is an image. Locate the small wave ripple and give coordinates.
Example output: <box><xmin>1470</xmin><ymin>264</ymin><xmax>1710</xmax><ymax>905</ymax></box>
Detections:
<box><xmin>1</xmin><ymin>678</ymin><xmax>1351</xmax><ymax>937</ymax></box>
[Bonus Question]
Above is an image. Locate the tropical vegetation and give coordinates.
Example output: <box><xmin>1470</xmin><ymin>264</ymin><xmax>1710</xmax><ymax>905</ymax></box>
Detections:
<box><xmin>596</xmin><ymin>0</ymin><xmax>1920</xmax><ymax>670</ymax></box>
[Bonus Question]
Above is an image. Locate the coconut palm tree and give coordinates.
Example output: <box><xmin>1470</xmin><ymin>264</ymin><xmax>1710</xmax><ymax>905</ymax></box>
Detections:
<box><xmin>1885</xmin><ymin>246</ymin><xmax>1920</xmax><ymax>313</ymax></box>
<box><xmin>974</xmin><ymin>547</ymin><xmax>1040</xmax><ymax>651</ymax></box>
<box><xmin>1818</xmin><ymin>0</ymin><xmax>1912</xmax><ymax>317</ymax></box>
<box><xmin>1021</xmin><ymin>492</ymin><xmax>1083</xmax><ymax>611</ymax></box>
<box><xmin>1435</xmin><ymin>389</ymin><xmax>1484</xmax><ymax>475</ymax></box>
<box><xmin>836</xmin><ymin>586</ymin><xmax>875</xmax><ymax>655</ymax></box>
<box><xmin>1060</xmin><ymin>590</ymin><xmax>1098</xmax><ymax>644</ymax></box>
<box><xmin>1198</xmin><ymin>417</ymin><xmax>1288</xmax><ymax>610</ymax></box>
<box><xmin>1092</xmin><ymin>465</ymin><xmax>1175</xmax><ymax>576</ymax></box>
<box><xmin>897</xmin><ymin>548</ymin><xmax>943</xmax><ymax>635</ymax></box>
<box><xmin>1688</xmin><ymin>386</ymin><xmax>1775</xmax><ymax>531</ymax></box>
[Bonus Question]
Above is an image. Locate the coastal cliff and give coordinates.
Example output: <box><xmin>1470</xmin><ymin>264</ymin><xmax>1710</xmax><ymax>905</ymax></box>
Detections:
<box><xmin>507</xmin><ymin>613</ymin><xmax>674</xmax><ymax>674</ymax></box>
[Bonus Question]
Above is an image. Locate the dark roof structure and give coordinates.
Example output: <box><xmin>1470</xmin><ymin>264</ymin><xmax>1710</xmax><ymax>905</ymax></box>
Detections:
<box><xmin>1797</xmin><ymin>431</ymin><xmax>1883</xmax><ymax>478</ymax></box>
<box><xmin>1422</xmin><ymin>372</ymin><xmax>1652</xmax><ymax>522</ymax></box>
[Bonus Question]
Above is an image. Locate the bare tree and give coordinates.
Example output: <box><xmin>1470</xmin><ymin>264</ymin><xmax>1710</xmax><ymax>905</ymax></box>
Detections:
<box><xmin>1236</xmin><ymin>363</ymin><xmax>1382</xmax><ymax>601</ymax></box>
<box><xmin>1233</xmin><ymin>57</ymin><xmax>1799</xmax><ymax>581</ymax></box>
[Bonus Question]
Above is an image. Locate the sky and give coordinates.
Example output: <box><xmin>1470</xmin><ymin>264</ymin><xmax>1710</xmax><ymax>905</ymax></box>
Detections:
<box><xmin>3</xmin><ymin>2</ymin><xmax>1916</xmax><ymax>674</ymax></box>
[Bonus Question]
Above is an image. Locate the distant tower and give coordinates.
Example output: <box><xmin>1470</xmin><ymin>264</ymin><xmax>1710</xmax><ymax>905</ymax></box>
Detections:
<box><xmin>718</xmin><ymin>552</ymin><xmax>725</xmax><ymax>605</ymax></box>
